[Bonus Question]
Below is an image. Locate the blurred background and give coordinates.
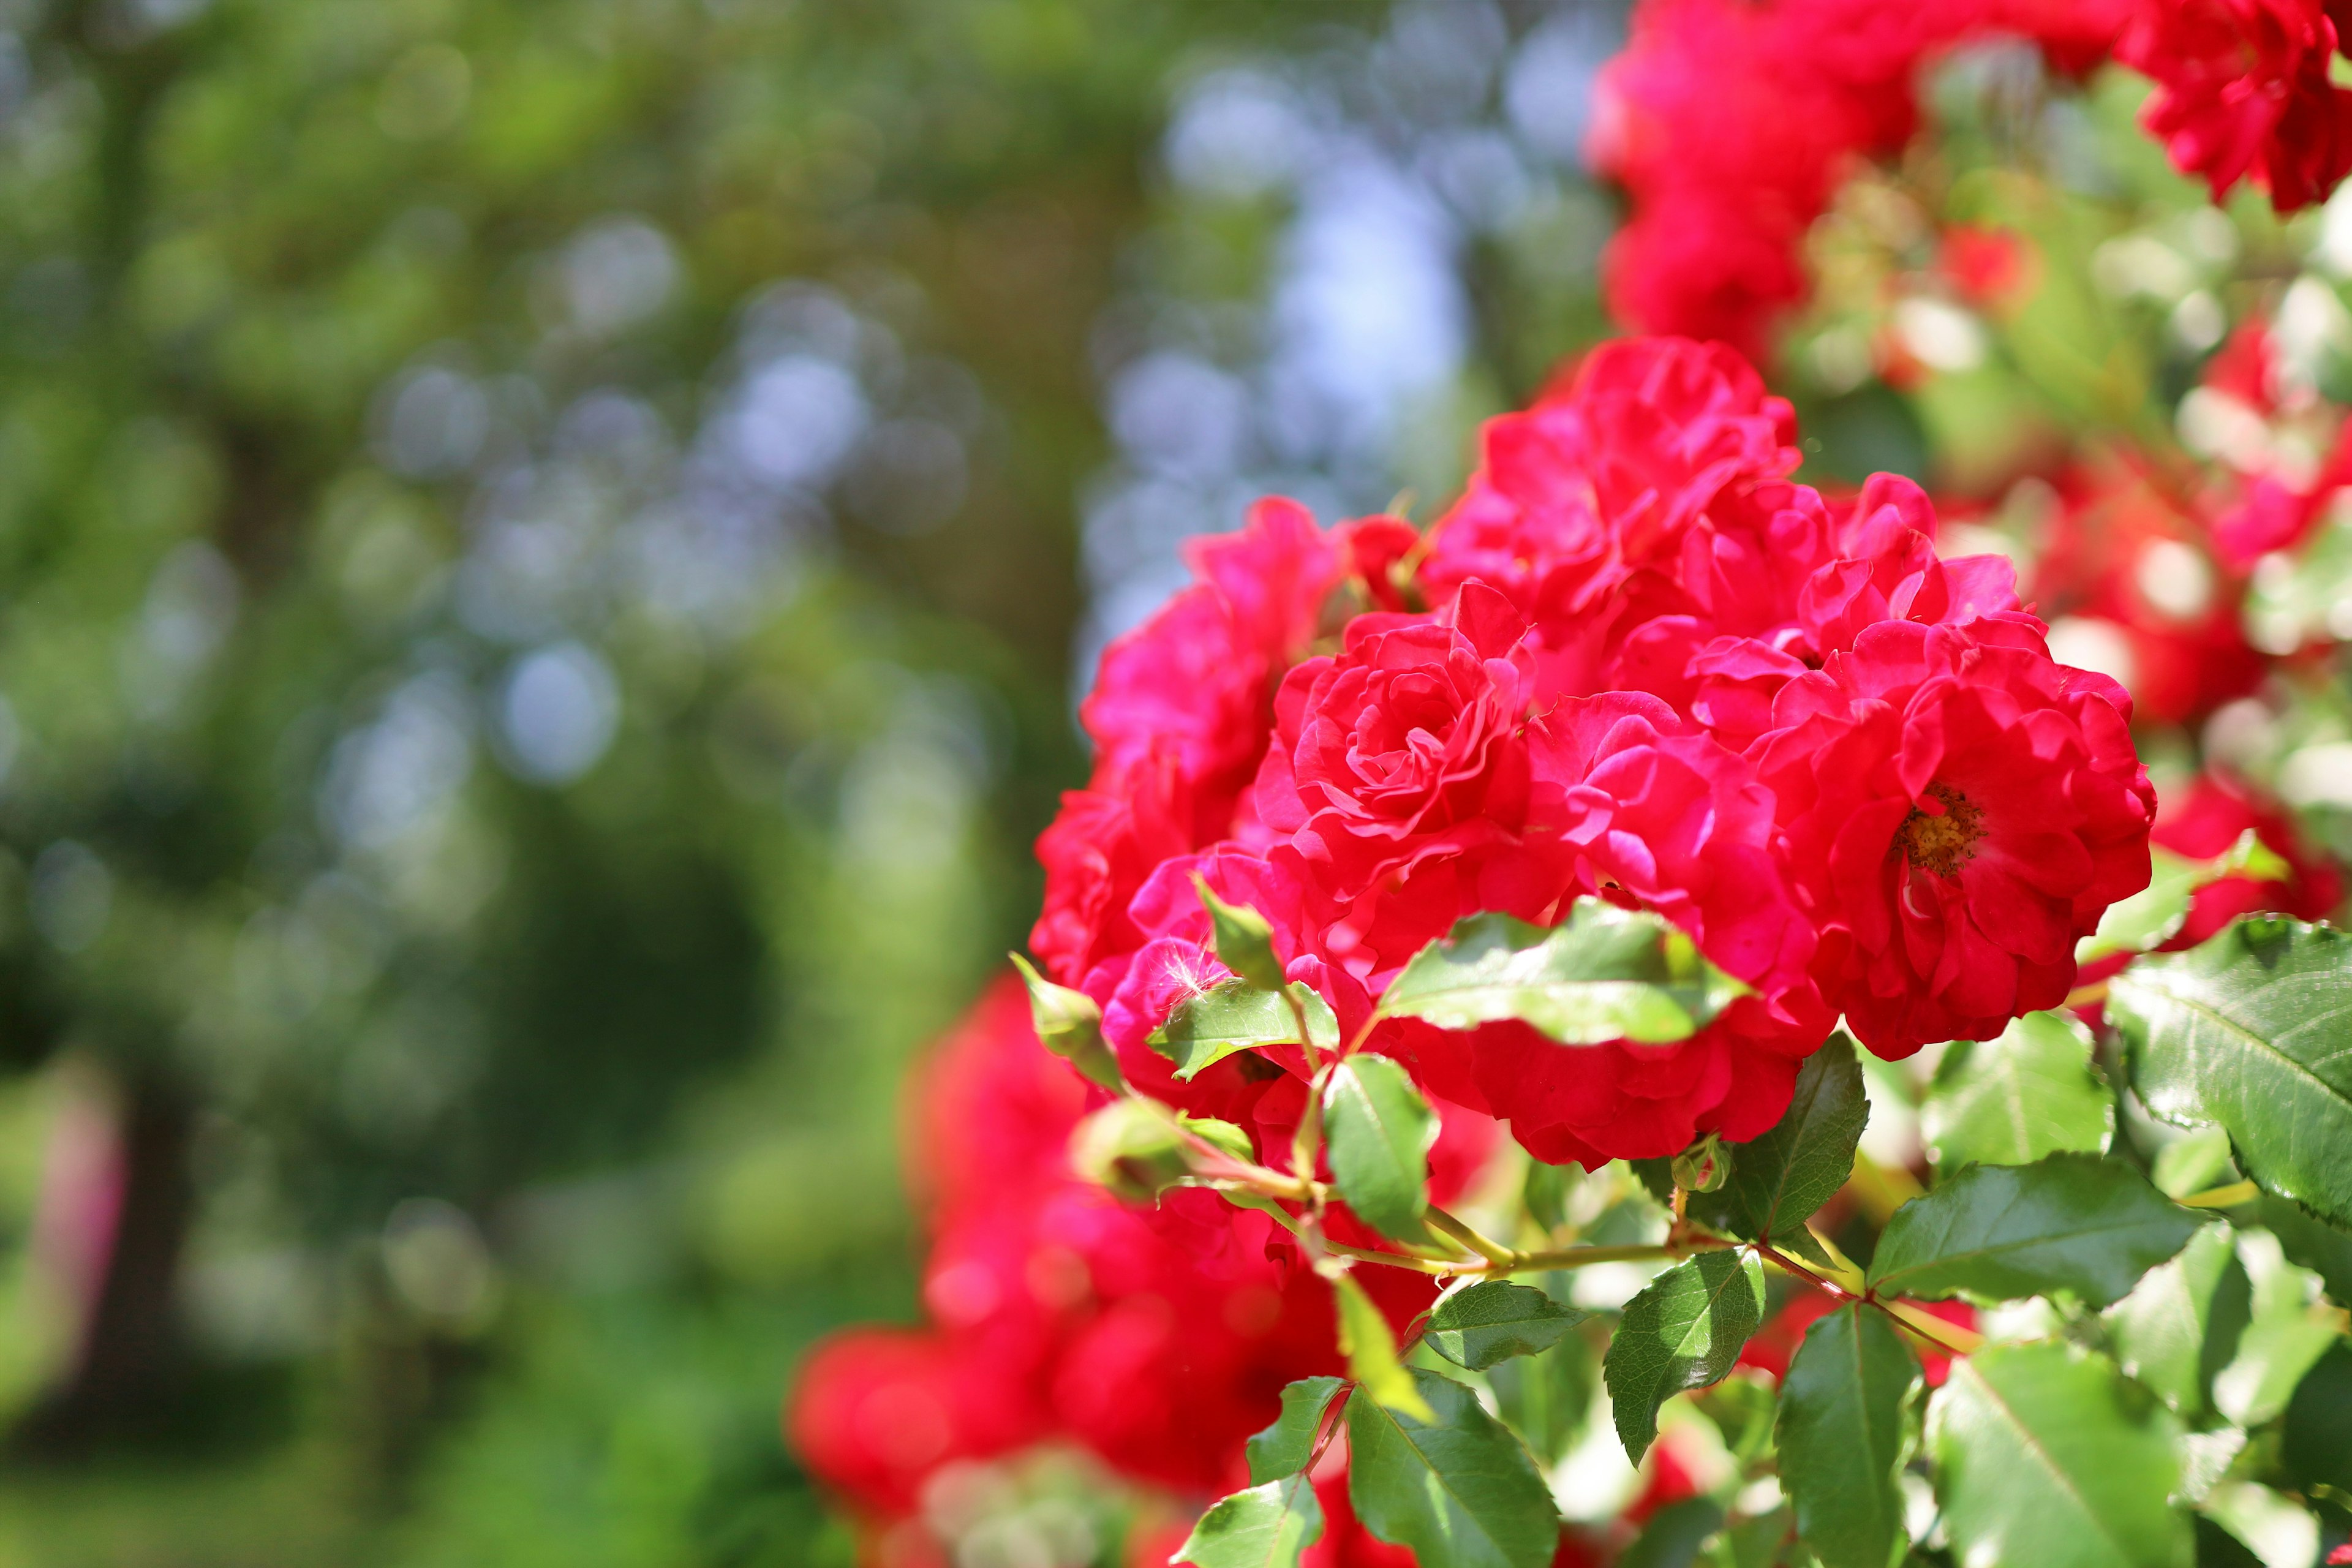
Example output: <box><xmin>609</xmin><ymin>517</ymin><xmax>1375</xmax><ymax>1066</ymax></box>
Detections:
<box><xmin>0</xmin><ymin>0</ymin><xmax>1638</xmax><ymax>1559</ymax></box>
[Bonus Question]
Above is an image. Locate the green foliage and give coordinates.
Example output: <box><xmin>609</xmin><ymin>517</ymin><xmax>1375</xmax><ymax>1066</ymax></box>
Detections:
<box><xmin>1866</xmin><ymin>1153</ymin><xmax>2206</xmax><ymax>1307</ymax></box>
<box><xmin>1153</xmin><ymin>982</ymin><xmax>1341</xmax><ymax>1081</ymax></box>
<box><xmin>1604</xmin><ymin>1249</ymin><xmax>1767</xmax><ymax>1463</ymax></box>
<box><xmin>1486</xmin><ymin>1327</ymin><xmax>1594</xmax><ymax>1467</ymax></box>
<box><xmin>1344</xmin><ymin>1369</ymin><xmax>1561</xmax><ymax>1568</ymax></box>
<box><xmin>1688</xmin><ymin>1033</ymin><xmax>1867</xmax><ymax>1265</ymax></box>
<box><xmin>2104</xmin><ymin>1223</ymin><xmax>2251</xmax><ymax>1419</ymax></box>
<box><xmin>1927</xmin><ymin>1343</ymin><xmax>2190</xmax><ymax>1568</ymax></box>
<box><xmin>1246</xmin><ymin>1377</ymin><xmax>1346</xmax><ymax>1485</ymax></box>
<box><xmin>2112</xmin><ymin>918</ymin><xmax>2352</xmax><ymax>1229</ymax></box>
<box><xmin>1322</xmin><ymin>1055</ymin><xmax>1436</xmax><ymax>1243</ymax></box>
<box><xmin>1175</xmin><ymin>1476</ymin><xmax>1325</xmax><ymax>1568</ymax></box>
<box><xmin>1777</xmin><ymin>1305</ymin><xmax>1919</xmax><ymax>1568</ymax></box>
<box><xmin>1381</xmin><ymin>902</ymin><xmax>1749</xmax><ymax>1046</ymax></box>
<box><xmin>1920</xmin><ymin>1011</ymin><xmax>2112</xmax><ymax>1174</ymax></box>
<box><xmin>1423</xmin><ymin>1281</ymin><xmax>1588</xmax><ymax>1371</ymax></box>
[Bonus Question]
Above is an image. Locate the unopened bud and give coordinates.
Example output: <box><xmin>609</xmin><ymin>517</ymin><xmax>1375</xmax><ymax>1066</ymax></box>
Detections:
<box><xmin>1070</xmin><ymin>1099</ymin><xmax>1188</xmax><ymax>1202</ymax></box>
<box><xmin>1672</xmin><ymin>1131</ymin><xmax>1732</xmax><ymax>1194</ymax></box>
<box><xmin>1011</xmin><ymin>954</ymin><xmax>1125</xmax><ymax>1093</ymax></box>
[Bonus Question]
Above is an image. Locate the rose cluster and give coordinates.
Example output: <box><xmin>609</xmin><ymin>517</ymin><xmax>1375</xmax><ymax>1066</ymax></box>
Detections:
<box><xmin>1035</xmin><ymin>336</ymin><xmax>2157</xmax><ymax>1172</ymax></box>
<box><xmin>1589</xmin><ymin>0</ymin><xmax>2352</xmax><ymax>354</ymax></box>
<box><xmin>791</xmin><ymin>979</ymin><xmax>1494</xmax><ymax>1566</ymax></box>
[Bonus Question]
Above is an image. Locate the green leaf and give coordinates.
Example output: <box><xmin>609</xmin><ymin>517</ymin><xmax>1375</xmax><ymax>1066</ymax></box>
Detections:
<box><xmin>1920</xmin><ymin>1010</ymin><xmax>2112</xmax><ymax>1175</ymax></box>
<box><xmin>2103</xmin><ymin>1223</ymin><xmax>2250</xmax><ymax>1419</ymax></box>
<box><xmin>1487</xmin><ymin>1324</ymin><xmax>1594</xmax><ymax>1466</ymax></box>
<box><xmin>1246</xmin><ymin>1376</ymin><xmax>1346</xmax><ymax>1485</ymax></box>
<box><xmin>1010</xmin><ymin>952</ymin><xmax>1125</xmax><ymax>1093</ymax></box>
<box><xmin>2280</xmin><ymin>1341</ymin><xmax>2352</xmax><ymax>1496</ymax></box>
<box><xmin>1777</xmin><ymin>1303</ymin><xmax>1921</xmax><ymax>1568</ymax></box>
<box><xmin>1152</xmin><ymin>980</ymin><xmax>1340</xmax><ymax>1082</ymax></box>
<box><xmin>1926</xmin><ymin>1343</ymin><xmax>2190</xmax><ymax>1568</ymax></box>
<box><xmin>1424</xmin><ymin>1280</ymin><xmax>1589</xmax><ymax>1371</ymax></box>
<box><xmin>1604</xmin><ymin>1249</ymin><xmax>1767</xmax><ymax>1462</ymax></box>
<box><xmin>1322</xmin><ymin>1055</ymin><xmax>1436</xmax><ymax>1243</ymax></box>
<box><xmin>1175</xmin><ymin>1475</ymin><xmax>1325</xmax><ymax>1568</ymax></box>
<box><xmin>2077</xmin><ymin>832</ymin><xmax>2291</xmax><ymax>964</ymax></box>
<box><xmin>1334</xmin><ymin>1272</ymin><xmax>1433</xmax><ymax>1421</ymax></box>
<box><xmin>2212</xmin><ymin>1234</ymin><xmax>2339</xmax><ymax>1428</ymax></box>
<box><xmin>1865</xmin><ymin>1153</ymin><xmax>2205</xmax><ymax>1308</ymax></box>
<box><xmin>1688</xmin><ymin>1033</ymin><xmax>1867</xmax><ymax>1259</ymax></box>
<box><xmin>1345</xmin><ymin>1369</ymin><xmax>1562</xmax><ymax>1568</ymax></box>
<box><xmin>1196</xmin><ymin>876</ymin><xmax>1290</xmax><ymax>992</ymax></box>
<box><xmin>2110</xmin><ymin>916</ymin><xmax>2352</xmax><ymax>1229</ymax></box>
<box><xmin>1379</xmin><ymin>900</ymin><xmax>1749</xmax><ymax>1045</ymax></box>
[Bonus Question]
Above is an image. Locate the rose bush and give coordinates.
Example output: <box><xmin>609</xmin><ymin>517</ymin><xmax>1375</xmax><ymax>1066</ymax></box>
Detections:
<box><xmin>791</xmin><ymin>10</ymin><xmax>2352</xmax><ymax>1564</ymax></box>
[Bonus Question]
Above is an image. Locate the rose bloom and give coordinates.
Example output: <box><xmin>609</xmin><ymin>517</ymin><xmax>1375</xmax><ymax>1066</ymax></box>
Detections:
<box><xmin>2119</xmin><ymin>0</ymin><xmax>2352</xmax><ymax>213</ymax></box>
<box><xmin>1760</xmin><ymin>615</ymin><xmax>2157</xmax><ymax>1055</ymax></box>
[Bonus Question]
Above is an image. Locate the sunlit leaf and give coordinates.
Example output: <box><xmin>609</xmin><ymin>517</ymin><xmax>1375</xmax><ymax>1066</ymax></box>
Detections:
<box><xmin>1927</xmin><ymin>1343</ymin><xmax>2189</xmax><ymax>1568</ymax></box>
<box><xmin>1866</xmin><ymin>1153</ymin><xmax>2204</xmax><ymax>1308</ymax></box>
<box><xmin>1920</xmin><ymin>1010</ymin><xmax>2111</xmax><ymax>1174</ymax></box>
<box><xmin>2111</xmin><ymin>916</ymin><xmax>2352</xmax><ymax>1229</ymax></box>
<box><xmin>1345</xmin><ymin>1369</ymin><xmax>1561</xmax><ymax>1568</ymax></box>
<box><xmin>1175</xmin><ymin>1475</ymin><xmax>1325</xmax><ymax>1568</ymax></box>
<box><xmin>1688</xmin><ymin>1033</ymin><xmax>1866</xmax><ymax>1262</ymax></box>
<box><xmin>1423</xmin><ymin>1280</ymin><xmax>1588</xmax><ymax>1371</ymax></box>
<box><xmin>1604</xmin><ymin>1249</ymin><xmax>1766</xmax><ymax>1462</ymax></box>
<box><xmin>1322</xmin><ymin>1054</ymin><xmax>1436</xmax><ymax>1243</ymax></box>
<box><xmin>1778</xmin><ymin>1303</ymin><xmax>1920</xmax><ymax>1568</ymax></box>
<box><xmin>1379</xmin><ymin>901</ymin><xmax>1747</xmax><ymax>1045</ymax></box>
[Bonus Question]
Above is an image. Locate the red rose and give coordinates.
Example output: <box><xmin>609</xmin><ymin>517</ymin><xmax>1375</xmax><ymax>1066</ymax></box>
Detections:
<box><xmin>1082</xmin><ymin>496</ymin><xmax>1342</xmax><ymax>844</ymax></box>
<box><xmin>1256</xmin><ymin>584</ymin><xmax>1566</xmax><ymax>978</ymax></box>
<box><xmin>1028</xmin><ymin>749</ymin><xmax>1193</xmax><ymax>987</ymax></box>
<box><xmin>1760</xmin><ymin>616</ymin><xmax>2157</xmax><ymax>1056</ymax></box>
<box><xmin>2120</xmin><ymin>0</ymin><xmax>2352</xmax><ymax>213</ymax></box>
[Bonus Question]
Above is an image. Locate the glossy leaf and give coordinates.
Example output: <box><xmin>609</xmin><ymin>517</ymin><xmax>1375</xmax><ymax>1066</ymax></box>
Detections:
<box><xmin>1865</xmin><ymin>1153</ymin><xmax>2204</xmax><ymax>1308</ymax></box>
<box><xmin>1920</xmin><ymin>1010</ymin><xmax>2112</xmax><ymax>1174</ymax></box>
<box><xmin>2110</xmin><ymin>916</ymin><xmax>2352</xmax><ymax>1229</ymax></box>
<box><xmin>2077</xmin><ymin>831</ymin><xmax>2290</xmax><ymax>964</ymax></box>
<box><xmin>1777</xmin><ymin>1303</ymin><xmax>1920</xmax><ymax>1568</ymax></box>
<box><xmin>1197</xmin><ymin>876</ymin><xmax>1288</xmax><ymax>993</ymax></box>
<box><xmin>1688</xmin><ymin>1033</ymin><xmax>1866</xmax><ymax>1260</ymax></box>
<box><xmin>2211</xmin><ymin>1233</ymin><xmax>2338</xmax><ymax>1428</ymax></box>
<box><xmin>1927</xmin><ymin>1343</ymin><xmax>2190</xmax><ymax>1568</ymax></box>
<box><xmin>1334</xmin><ymin>1272</ymin><xmax>1432</xmax><ymax>1420</ymax></box>
<box><xmin>1322</xmin><ymin>1054</ymin><xmax>1436</xmax><ymax>1242</ymax></box>
<box><xmin>1175</xmin><ymin>1475</ymin><xmax>1325</xmax><ymax>1568</ymax></box>
<box><xmin>1425</xmin><ymin>1280</ymin><xmax>1589</xmax><ymax>1371</ymax></box>
<box><xmin>1247</xmin><ymin>1376</ymin><xmax>1346</xmax><ymax>1485</ymax></box>
<box><xmin>1345</xmin><ymin>1369</ymin><xmax>1561</xmax><ymax>1568</ymax></box>
<box><xmin>1379</xmin><ymin>900</ymin><xmax>1749</xmax><ymax>1045</ymax></box>
<box><xmin>1011</xmin><ymin>953</ymin><xmax>1125</xmax><ymax>1092</ymax></box>
<box><xmin>2103</xmin><ymin>1223</ymin><xmax>2250</xmax><ymax>1419</ymax></box>
<box><xmin>1153</xmin><ymin>980</ymin><xmax>1340</xmax><ymax>1082</ymax></box>
<box><xmin>1604</xmin><ymin>1249</ymin><xmax>1767</xmax><ymax>1462</ymax></box>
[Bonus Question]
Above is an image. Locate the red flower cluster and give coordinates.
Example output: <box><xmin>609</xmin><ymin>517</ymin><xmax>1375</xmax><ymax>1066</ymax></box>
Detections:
<box><xmin>1035</xmin><ymin>337</ymin><xmax>2156</xmax><ymax>1170</ymax></box>
<box><xmin>790</xmin><ymin>980</ymin><xmax>1484</xmax><ymax>1564</ymax></box>
<box><xmin>2119</xmin><ymin>0</ymin><xmax>2352</xmax><ymax>213</ymax></box>
<box><xmin>1588</xmin><ymin>0</ymin><xmax>2352</xmax><ymax>354</ymax></box>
